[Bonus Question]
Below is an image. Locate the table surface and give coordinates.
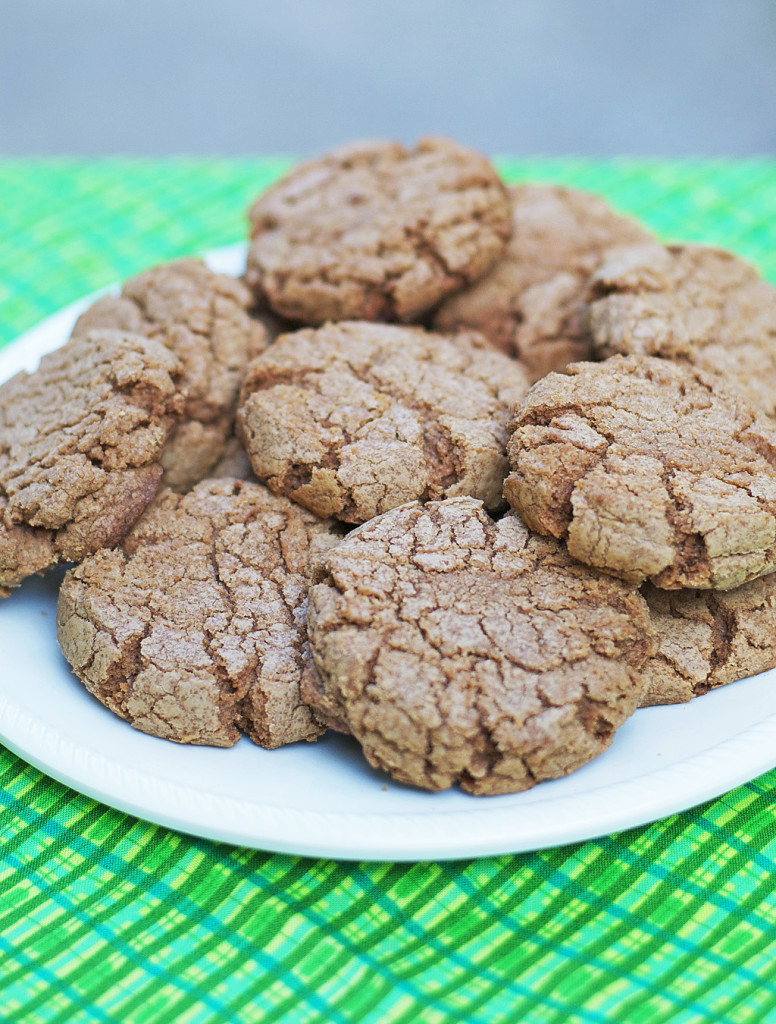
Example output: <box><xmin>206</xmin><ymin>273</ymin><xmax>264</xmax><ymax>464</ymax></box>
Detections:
<box><xmin>2</xmin><ymin>158</ymin><xmax>776</xmax><ymax>1024</ymax></box>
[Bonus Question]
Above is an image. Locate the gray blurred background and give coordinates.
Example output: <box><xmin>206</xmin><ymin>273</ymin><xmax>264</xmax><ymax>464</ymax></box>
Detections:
<box><xmin>2</xmin><ymin>0</ymin><xmax>776</xmax><ymax>156</ymax></box>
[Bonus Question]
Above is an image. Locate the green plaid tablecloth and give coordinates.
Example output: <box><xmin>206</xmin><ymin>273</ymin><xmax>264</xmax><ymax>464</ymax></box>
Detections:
<box><xmin>2</xmin><ymin>159</ymin><xmax>776</xmax><ymax>1024</ymax></box>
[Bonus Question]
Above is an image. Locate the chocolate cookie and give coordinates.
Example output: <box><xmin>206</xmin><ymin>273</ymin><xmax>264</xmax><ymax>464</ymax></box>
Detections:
<box><xmin>304</xmin><ymin>497</ymin><xmax>654</xmax><ymax>795</ymax></box>
<box><xmin>57</xmin><ymin>478</ymin><xmax>344</xmax><ymax>748</ymax></box>
<box><xmin>589</xmin><ymin>243</ymin><xmax>776</xmax><ymax>418</ymax></box>
<box><xmin>0</xmin><ymin>330</ymin><xmax>183</xmax><ymax>595</ymax></box>
<box><xmin>72</xmin><ymin>259</ymin><xmax>268</xmax><ymax>490</ymax></box>
<box><xmin>640</xmin><ymin>576</ymin><xmax>776</xmax><ymax>706</ymax></box>
<box><xmin>433</xmin><ymin>185</ymin><xmax>652</xmax><ymax>381</ymax></box>
<box><xmin>237</xmin><ymin>321</ymin><xmax>531</xmax><ymax>523</ymax></box>
<box><xmin>504</xmin><ymin>355</ymin><xmax>776</xmax><ymax>591</ymax></box>
<box><xmin>245</xmin><ymin>137</ymin><xmax>512</xmax><ymax>324</ymax></box>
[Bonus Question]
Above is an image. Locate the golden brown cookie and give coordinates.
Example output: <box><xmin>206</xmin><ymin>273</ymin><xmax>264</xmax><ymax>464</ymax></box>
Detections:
<box><xmin>72</xmin><ymin>259</ymin><xmax>268</xmax><ymax>490</ymax></box>
<box><xmin>304</xmin><ymin>497</ymin><xmax>654</xmax><ymax>795</ymax></box>
<box><xmin>640</xmin><ymin>576</ymin><xmax>776</xmax><ymax>706</ymax></box>
<box><xmin>236</xmin><ymin>321</ymin><xmax>531</xmax><ymax>523</ymax></box>
<box><xmin>589</xmin><ymin>243</ymin><xmax>776</xmax><ymax>418</ymax></box>
<box><xmin>433</xmin><ymin>184</ymin><xmax>652</xmax><ymax>381</ymax></box>
<box><xmin>504</xmin><ymin>355</ymin><xmax>776</xmax><ymax>591</ymax></box>
<box><xmin>245</xmin><ymin>137</ymin><xmax>512</xmax><ymax>325</ymax></box>
<box><xmin>57</xmin><ymin>478</ymin><xmax>344</xmax><ymax>748</ymax></box>
<box><xmin>0</xmin><ymin>330</ymin><xmax>183</xmax><ymax>596</ymax></box>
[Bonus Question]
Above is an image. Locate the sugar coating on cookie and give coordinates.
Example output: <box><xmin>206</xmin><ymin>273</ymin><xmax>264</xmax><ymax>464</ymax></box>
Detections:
<box><xmin>305</xmin><ymin>497</ymin><xmax>654</xmax><ymax>795</ymax></box>
<box><xmin>57</xmin><ymin>478</ymin><xmax>344</xmax><ymax>748</ymax></box>
<box><xmin>0</xmin><ymin>330</ymin><xmax>183</xmax><ymax>595</ymax></box>
<box><xmin>245</xmin><ymin>137</ymin><xmax>513</xmax><ymax>324</ymax></box>
<box><xmin>589</xmin><ymin>243</ymin><xmax>776</xmax><ymax>418</ymax></box>
<box><xmin>639</xmin><ymin>576</ymin><xmax>776</xmax><ymax>707</ymax></box>
<box><xmin>504</xmin><ymin>355</ymin><xmax>776</xmax><ymax>591</ymax></box>
<box><xmin>433</xmin><ymin>184</ymin><xmax>652</xmax><ymax>381</ymax></box>
<box><xmin>72</xmin><ymin>259</ymin><xmax>268</xmax><ymax>490</ymax></box>
<box><xmin>237</xmin><ymin>321</ymin><xmax>531</xmax><ymax>523</ymax></box>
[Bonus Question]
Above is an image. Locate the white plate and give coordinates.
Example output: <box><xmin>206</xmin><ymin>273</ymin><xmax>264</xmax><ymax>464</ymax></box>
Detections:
<box><xmin>2</xmin><ymin>245</ymin><xmax>776</xmax><ymax>862</ymax></box>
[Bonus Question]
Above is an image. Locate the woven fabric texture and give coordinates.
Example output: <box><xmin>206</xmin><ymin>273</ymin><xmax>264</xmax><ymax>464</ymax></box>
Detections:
<box><xmin>1</xmin><ymin>159</ymin><xmax>776</xmax><ymax>1024</ymax></box>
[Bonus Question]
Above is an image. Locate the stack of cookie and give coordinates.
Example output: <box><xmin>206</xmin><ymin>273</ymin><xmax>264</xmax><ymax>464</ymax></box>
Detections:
<box><xmin>4</xmin><ymin>136</ymin><xmax>776</xmax><ymax>797</ymax></box>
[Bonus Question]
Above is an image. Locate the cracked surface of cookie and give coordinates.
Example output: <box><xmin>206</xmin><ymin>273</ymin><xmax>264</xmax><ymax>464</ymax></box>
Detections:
<box><xmin>57</xmin><ymin>478</ymin><xmax>344</xmax><ymax>748</ymax></box>
<box><xmin>640</xmin><ymin>576</ymin><xmax>776</xmax><ymax>706</ymax></box>
<box><xmin>589</xmin><ymin>243</ymin><xmax>776</xmax><ymax>417</ymax></box>
<box><xmin>237</xmin><ymin>321</ymin><xmax>531</xmax><ymax>523</ymax></box>
<box><xmin>504</xmin><ymin>355</ymin><xmax>776</xmax><ymax>590</ymax></box>
<box><xmin>245</xmin><ymin>137</ymin><xmax>512</xmax><ymax>324</ymax></box>
<box><xmin>304</xmin><ymin>497</ymin><xmax>654</xmax><ymax>795</ymax></box>
<box><xmin>72</xmin><ymin>259</ymin><xmax>268</xmax><ymax>490</ymax></box>
<box><xmin>433</xmin><ymin>185</ymin><xmax>652</xmax><ymax>381</ymax></box>
<box><xmin>0</xmin><ymin>330</ymin><xmax>183</xmax><ymax>595</ymax></box>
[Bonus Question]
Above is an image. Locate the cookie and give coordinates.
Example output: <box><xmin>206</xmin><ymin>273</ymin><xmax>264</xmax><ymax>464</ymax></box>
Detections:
<box><xmin>640</xmin><ymin>575</ymin><xmax>776</xmax><ymax>706</ymax></box>
<box><xmin>504</xmin><ymin>355</ymin><xmax>776</xmax><ymax>590</ymax></box>
<box><xmin>57</xmin><ymin>478</ymin><xmax>344</xmax><ymax>748</ymax></box>
<box><xmin>236</xmin><ymin>321</ymin><xmax>531</xmax><ymax>523</ymax></box>
<box><xmin>433</xmin><ymin>185</ymin><xmax>652</xmax><ymax>381</ymax></box>
<box><xmin>304</xmin><ymin>497</ymin><xmax>654</xmax><ymax>795</ymax></box>
<box><xmin>245</xmin><ymin>137</ymin><xmax>512</xmax><ymax>324</ymax></box>
<box><xmin>589</xmin><ymin>243</ymin><xmax>776</xmax><ymax>418</ymax></box>
<box><xmin>0</xmin><ymin>330</ymin><xmax>183</xmax><ymax>595</ymax></box>
<box><xmin>72</xmin><ymin>259</ymin><xmax>268</xmax><ymax>490</ymax></box>
<box><xmin>0</xmin><ymin>514</ymin><xmax>59</xmax><ymax>597</ymax></box>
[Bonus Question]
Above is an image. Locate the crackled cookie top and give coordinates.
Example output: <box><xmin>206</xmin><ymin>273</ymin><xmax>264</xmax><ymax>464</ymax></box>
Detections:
<box><xmin>640</xmin><ymin>576</ymin><xmax>776</xmax><ymax>707</ymax></box>
<box><xmin>244</xmin><ymin>137</ymin><xmax>512</xmax><ymax>324</ymax></box>
<box><xmin>433</xmin><ymin>185</ymin><xmax>652</xmax><ymax>381</ymax></box>
<box><xmin>0</xmin><ymin>330</ymin><xmax>183</xmax><ymax>595</ymax></box>
<box><xmin>504</xmin><ymin>355</ymin><xmax>776</xmax><ymax>591</ymax></box>
<box><xmin>57</xmin><ymin>478</ymin><xmax>344</xmax><ymax>748</ymax></box>
<box><xmin>237</xmin><ymin>321</ymin><xmax>530</xmax><ymax>523</ymax></box>
<box><xmin>305</xmin><ymin>497</ymin><xmax>653</xmax><ymax>795</ymax></box>
<box><xmin>72</xmin><ymin>259</ymin><xmax>268</xmax><ymax>490</ymax></box>
<box><xmin>589</xmin><ymin>243</ymin><xmax>776</xmax><ymax>417</ymax></box>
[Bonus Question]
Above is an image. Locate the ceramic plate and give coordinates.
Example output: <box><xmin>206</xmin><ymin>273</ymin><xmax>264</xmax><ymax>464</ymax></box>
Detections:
<box><xmin>2</xmin><ymin>244</ymin><xmax>776</xmax><ymax>862</ymax></box>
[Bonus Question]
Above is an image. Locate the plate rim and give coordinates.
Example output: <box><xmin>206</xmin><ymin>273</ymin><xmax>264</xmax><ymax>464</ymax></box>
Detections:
<box><xmin>3</xmin><ymin>682</ymin><xmax>776</xmax><ymax>860</ymax></box>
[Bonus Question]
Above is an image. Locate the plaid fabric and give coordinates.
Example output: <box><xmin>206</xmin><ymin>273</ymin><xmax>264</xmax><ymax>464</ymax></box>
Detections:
<box><xmin>1</xmin><ymin>159</ymin><xmax>776</xmax><ymax>1024</ymax></box>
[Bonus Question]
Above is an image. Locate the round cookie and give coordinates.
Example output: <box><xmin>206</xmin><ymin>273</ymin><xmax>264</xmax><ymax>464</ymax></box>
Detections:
<box><xmin>245</xmin><ymin>137</ymin><xmax>512</xmax><ymax>325</ymax></box>
<box><xmin>640</xmin><ymin>575</ymin><xmax>776</xmax><ymax>707</ymax></box>
<box><xmin>433</xmin><ymin>184</ymin><xmax>652</xmax><ymax>381</ymax></box>
<box><xmin>504</xmin><ymin>355</ymin><xmax>776</xmax><ymax>591</ymax></box>
<box><xmin>236</xmin><ymin>321</ymin><xmax>531</xmax><ymax>523</ymax></box>
<box><xmin>0</xmin><ymin>330</ymin><xmax>183</xmax><ymax>596</ymax></box>
<box><xmin>589</xmin><ymin>243</ymin><xmax>776</xmax><ymax>418</ymax></box>
<box><xmin>72</xmin><ymin>259</ymin><xmax>268</xmax><ymax>491</ymax></box>
<box><xmin>304</xmin><ymin>497</ymin><xmax>655</xmax><ymax>796</ymax></box>
<box><xmin>57</xmin><ymin>478</ymin><xmax>345</xmax><ymax>748</ymax></box>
